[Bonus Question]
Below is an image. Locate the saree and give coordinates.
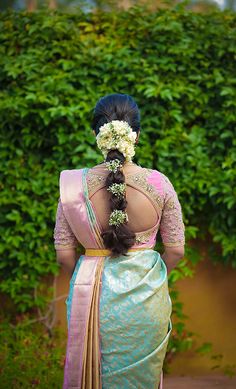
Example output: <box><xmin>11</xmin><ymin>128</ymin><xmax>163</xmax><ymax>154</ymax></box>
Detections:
<box><xmin>57</xmin><ymin>168</ymin><xmax>174</xmax><ymax>389</ymax></box>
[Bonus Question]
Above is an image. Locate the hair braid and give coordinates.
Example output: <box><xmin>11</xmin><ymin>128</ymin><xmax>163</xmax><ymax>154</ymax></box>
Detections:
<box><xmin>101</xmin><ymin>150</ymin><xmax>136</xmax><ymax>256</ymax></box>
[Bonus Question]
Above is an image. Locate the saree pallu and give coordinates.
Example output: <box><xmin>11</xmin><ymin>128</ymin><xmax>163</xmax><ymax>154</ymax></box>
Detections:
<box><xmin>60</xmin><ymin>168</ymin><xmax>172</xmax><ymax>389</ymax></box>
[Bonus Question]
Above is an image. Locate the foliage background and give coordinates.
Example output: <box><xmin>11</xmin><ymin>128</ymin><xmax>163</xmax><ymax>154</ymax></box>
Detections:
<box><xmin>0</xmin><ymin>3</ymin><xmax>236</xmax><ymax>383</ymax></box>
<box><xmin>0</xmin><ymin>318</ymin><xmax>65</xmax><ymax>388</ymax></box>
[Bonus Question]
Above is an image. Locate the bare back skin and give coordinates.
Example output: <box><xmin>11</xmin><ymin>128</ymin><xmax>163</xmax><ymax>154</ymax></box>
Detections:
<box><xmin>87</xmin><ymin>162</ymin><xmax>158</xmax><ymax>233</ymax></box>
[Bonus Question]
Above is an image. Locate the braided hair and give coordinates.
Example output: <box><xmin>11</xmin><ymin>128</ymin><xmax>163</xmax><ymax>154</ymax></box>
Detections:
<box><xmin>92</xmin><ymin>93</ymin><xmax>141</xmax><ymax>256</ymax></box>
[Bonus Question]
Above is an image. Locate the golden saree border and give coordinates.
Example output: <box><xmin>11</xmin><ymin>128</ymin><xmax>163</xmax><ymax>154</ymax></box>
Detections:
<box><xmin>81</xmin><ymin>258</ymin><xmax>104</xmax><ymax>389</ymax></box>
<box><xmin>159</xmin><ymin>370</ymin><xmax>163</xmax><ymax>389</ymax></box>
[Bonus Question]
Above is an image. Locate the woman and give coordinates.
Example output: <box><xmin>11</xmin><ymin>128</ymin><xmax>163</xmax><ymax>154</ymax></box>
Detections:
<box><xmin>54</xmin><ymin>93</ymin><xmax>185</xmax><ymax>389</ymax></box>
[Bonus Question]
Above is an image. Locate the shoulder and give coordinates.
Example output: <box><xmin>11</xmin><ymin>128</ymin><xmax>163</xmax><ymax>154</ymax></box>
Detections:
<box><xmin>59</xmin><ymin>168</ymin><xmax>84</xmax><ymax>190</ymax></box>
<box><xmin>59</xmin><ymin>169</ymin><xmax>85</xmax><ymax>204</ymax></box>
<box><xmin>59</xmin><ymin>168</ymin><xmax>84</xmax><ymax>181</ymax></box>
<box><xmin>145</xmin><ymin>167</ymin><xmax>175</xmax><ymax>198</ymax></box>
<box><xmin>59</xmin><ymin>168</ymin><xmax>84</xmax><ymax>176</ymax></box>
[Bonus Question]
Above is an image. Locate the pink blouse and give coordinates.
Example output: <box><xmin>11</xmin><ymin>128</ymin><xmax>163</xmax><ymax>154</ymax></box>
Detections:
<box><xmin>157</xmin><ymin>173</ymin><xmax>185</xmax><ymax>247</ymax></box>
<box><xmin>53</xmin><ymin>168</ymin><xmax>185</xmax><ymax>251</ymax></box>
<box><xmin>54</xmin><ymin>196</ymin><xmax>80</xmax><ymax>251</ymax></box>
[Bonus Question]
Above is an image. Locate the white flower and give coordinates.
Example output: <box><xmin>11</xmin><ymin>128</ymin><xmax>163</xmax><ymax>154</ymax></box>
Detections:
<box><xmin>107</xmin><ymin>183</ymin><xmax>126</xmax><ymax>198</ymax></box>
<box><xmin>96</xmin><ymin>120</ymin><xmax>137</xmax><ymax>161</ymax></box>
<box><xmin>109</xmin><ymin>209</ymin><xmax>129</xmax><ymax>226</ymax></box>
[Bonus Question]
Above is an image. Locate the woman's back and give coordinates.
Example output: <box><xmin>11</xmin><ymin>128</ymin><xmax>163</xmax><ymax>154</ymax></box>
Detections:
<box><xmin>56</xmin><ymin>164</ymin><xmax>176</xmax><ymax>389</ymax></box>
<box><xmin>87</xmin><ymin>162</ymin><xmax>158</xmax><ymax>233</ymax></box>
<box><xmin>87</xmin><ymin>161</ymin><xmax>185</xmax><ymax>247</ymax></box>
<box><xmin>55</xmin><ymin>162</ymin><xmax>185</xmax><ymax>250</ymax></box>
<box><xmin>54</xmin><ymin>93</ymin><xmax>185</xmax><ymax>389</ymax></box>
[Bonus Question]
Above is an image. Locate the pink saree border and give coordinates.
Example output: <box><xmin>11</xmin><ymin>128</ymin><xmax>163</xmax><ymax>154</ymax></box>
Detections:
<box><xmin>61</xmin><ymin>169</ymin><xmax>105</xmax><ymax>388</ymax></box>
<box><xmin>63</xmin><ymin>256</ymin><xmax>103</xmax><ymax>389</ymax></box>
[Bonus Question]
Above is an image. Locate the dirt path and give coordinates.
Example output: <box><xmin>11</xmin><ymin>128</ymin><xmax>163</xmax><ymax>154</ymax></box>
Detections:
<box><xmin>164</xmin><ymin>375</ymin><xmax>236</xmax><ymax>389</ymax></box>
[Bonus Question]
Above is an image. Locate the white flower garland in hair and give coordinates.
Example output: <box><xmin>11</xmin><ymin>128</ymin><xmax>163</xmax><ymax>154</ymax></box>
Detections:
<box><xmin>109</xmin><ymin>209</ymin><xmax>128</xmax><ymax>226</ymax></box>
<box><xmin>96</xmin><ymin>120</ymin><xmax>137</xmax><ymax>162</ymax></box>
<box><xmin>105</xmin><ymin>159</ymin><xmax>122</xmax><ymax>173</ymax></box>
<box><xmin>107</xmin><ymin>183</ymin><xmax>126</xmax><ymax>199</ymax></box>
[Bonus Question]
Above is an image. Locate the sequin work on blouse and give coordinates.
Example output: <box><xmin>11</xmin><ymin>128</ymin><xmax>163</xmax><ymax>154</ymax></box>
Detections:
<box><xmin>158</xmin><ymin>173</ymin><xmax>185</xmax><ymax>247</ymax></box>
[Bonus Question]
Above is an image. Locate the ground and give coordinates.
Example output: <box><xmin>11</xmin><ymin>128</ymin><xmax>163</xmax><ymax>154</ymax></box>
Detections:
<box><xmin>165</xmin><ymin>375</ymin><xmax>236</xmax><ymax>388</ymax></box>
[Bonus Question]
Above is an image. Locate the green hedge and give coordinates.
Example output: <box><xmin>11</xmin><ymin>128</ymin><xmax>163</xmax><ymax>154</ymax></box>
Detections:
<box><xmin>0</xmin><ymin>319</ymin><xmax>65</xmax><ymax>388</ymax></box>
<box><xmin>0</xmin><ymin>4</ymin><xmax>236</xmax><ymax>311</ymax></box>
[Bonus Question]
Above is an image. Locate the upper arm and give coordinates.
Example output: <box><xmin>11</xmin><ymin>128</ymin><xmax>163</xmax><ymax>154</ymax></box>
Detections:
<box><xmin>53</xmin><ymin>197</ymin><xmax>79</xmax><ymax>252</ymax></box>
<box><xmin>159</xmin><ymin>175</ymin><xmax>185</xmax><ymax>250</ymax></box>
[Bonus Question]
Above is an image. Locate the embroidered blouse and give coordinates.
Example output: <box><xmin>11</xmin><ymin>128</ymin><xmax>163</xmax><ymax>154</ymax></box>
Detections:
<box><xmin>53</xmin><ymin>167</ymin><xmax>185</xmax><ymax>250</ymax></box>
<box><xmin>158</xmin><ymin>174</ymin><xmax>185</xmax><ymax>247</ymax></box>
<box><xmin>54</xmin><ymin>197</ymin><xmax>80</xmax><ymax>251</ymax></box>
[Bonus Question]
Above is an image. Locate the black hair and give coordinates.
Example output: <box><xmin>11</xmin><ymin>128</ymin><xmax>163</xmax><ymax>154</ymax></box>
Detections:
<box><xmin>91</xmin><ymin>93</ymin><xmax>141</xmax><ymax>256</ymax></box>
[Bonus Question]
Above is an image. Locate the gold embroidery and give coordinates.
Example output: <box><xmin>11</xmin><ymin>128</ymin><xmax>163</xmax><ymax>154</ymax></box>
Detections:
<box><xmin>86</xmin><ymin>168</ymin><xmax>164</xmax><ymax>211</ymax></box>
<box><xmin>159</xmin><ymin>188</ymin><xmax>185</xmax><ymax>246</ymax></box>
<box><xmin>86</xmin><ymin>172</ymin><xmax>106</xmax><ymax>197</ymax></box>
<box><xmin>54</xmin><ymin>244</ymin><xmax>78</xmax><ymax>250</ymax></box>
<box><xmin>165</xmin><ymin>198</ymin><xmax>175</xmax><ymax>209</ymax></box>
<box><xmin>127</xmin><ymin>170</ymin><xmax>164</xmax><ymax>211</ymax></box>
<box><xmin>135</xmin><ymin>229</ymin><xmax>155</xmax><ymax>244</ymax></box>
<box><xmin>163</xmin><ymin>241</ymin><xmax>185</xmax><ymax>247</ymax></box>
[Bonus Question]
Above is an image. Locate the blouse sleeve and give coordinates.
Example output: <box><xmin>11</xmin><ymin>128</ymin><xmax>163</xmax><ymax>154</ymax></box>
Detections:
<box><xmin>159</xmin><ymin>175</ymin><xmax>185</xmax><ymax>247</ymax></box>
<box><xmin>53</xmin><ymin>197</ymin><xmax>79</xmax><ymax>251</ymax></box>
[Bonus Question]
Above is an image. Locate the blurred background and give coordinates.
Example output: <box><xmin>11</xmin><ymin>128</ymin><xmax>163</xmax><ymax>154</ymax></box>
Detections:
<box><xmin>0</xmin><ymin>0</ymin><xmax>236</xmax><ymax>12</ymax></box>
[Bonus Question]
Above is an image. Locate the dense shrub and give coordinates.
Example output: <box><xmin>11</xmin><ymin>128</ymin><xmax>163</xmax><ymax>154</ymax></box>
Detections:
<box><xmin>0</xmin><ymin>319</ymin><xmax>65</xmax><ymax>388</ymax></box>
<box><xmin>0</xmin><ymin>4</ymin><xmax>236</xmax><ymax>313</ymax></box>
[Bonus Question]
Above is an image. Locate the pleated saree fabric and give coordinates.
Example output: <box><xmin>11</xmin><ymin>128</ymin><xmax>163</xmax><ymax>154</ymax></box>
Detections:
<box><xmin>54</xmin><ymin>167</ymin><xmax>185</xmax><ymax>389</ymax></box>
